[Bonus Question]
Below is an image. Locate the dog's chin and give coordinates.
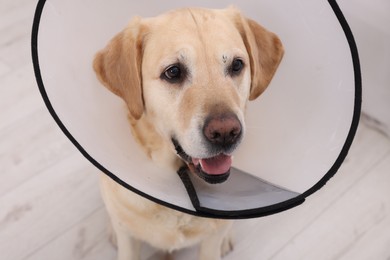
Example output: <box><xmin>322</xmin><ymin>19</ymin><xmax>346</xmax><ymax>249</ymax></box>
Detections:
<box><xmin>172</xmin><ymin>139</ymin><xmax>232</xmax><ymax>184</ymax></box>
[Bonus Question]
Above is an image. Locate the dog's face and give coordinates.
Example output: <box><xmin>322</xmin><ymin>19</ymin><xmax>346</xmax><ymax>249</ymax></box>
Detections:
<box><xmin>94</xmin><ymin>7</ymin><xmax>283</xmax><ymax>183</ymax></box>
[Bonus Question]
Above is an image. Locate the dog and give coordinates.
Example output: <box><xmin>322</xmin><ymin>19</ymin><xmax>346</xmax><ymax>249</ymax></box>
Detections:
<box><xmin>93</xmin><ymin>6</ymin><xmax>283</xmax><ymax>260</ymax></box>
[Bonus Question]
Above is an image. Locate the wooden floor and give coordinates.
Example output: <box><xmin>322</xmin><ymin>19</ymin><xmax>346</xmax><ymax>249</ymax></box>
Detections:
<box><xmin>1</xmin><ymin>1</ymin><xmax>390</xmax><ymax>259</ymax></box>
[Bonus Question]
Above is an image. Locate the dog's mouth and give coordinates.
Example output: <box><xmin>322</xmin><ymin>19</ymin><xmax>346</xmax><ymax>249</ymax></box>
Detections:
<box><xmin>172</xmin><ymin>139</ymin><xmax>231</xmax><ymax>184</ymax></box>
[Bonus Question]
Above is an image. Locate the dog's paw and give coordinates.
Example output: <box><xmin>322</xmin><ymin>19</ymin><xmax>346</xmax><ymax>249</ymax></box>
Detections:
<box><xmin>107</xmin><ymin>222</ymin><xmax>118</xmax><ymax>249</ymax></box>
<box><xmin>221</xmin><ymin>236</ymin><xmax>234</xmax><ymax>257</ymax></box>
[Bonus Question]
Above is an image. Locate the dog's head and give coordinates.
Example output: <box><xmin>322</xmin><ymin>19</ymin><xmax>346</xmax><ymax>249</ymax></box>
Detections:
<box><xmin>94</xmin><ymin>7</ymin><xmax>283</xmax><ymax>184</ymax></box>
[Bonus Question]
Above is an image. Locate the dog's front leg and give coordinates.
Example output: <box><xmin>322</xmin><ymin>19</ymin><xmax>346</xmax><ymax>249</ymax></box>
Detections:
<box><xmin>112</xmin><ymin>220</ymin><xmax>141</xmax><ymax>260</ymax></box>
<box><xmin>198</xmin><ymin>222</ymin><xmax>233</xmax><ymax>260</ymax></box>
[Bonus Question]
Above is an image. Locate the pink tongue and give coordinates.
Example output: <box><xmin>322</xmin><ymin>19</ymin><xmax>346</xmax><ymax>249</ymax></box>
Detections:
<box><xmin>195</xmin><ymin>154</ymin><xmax>232</xmax><ymax>175</ymax></box>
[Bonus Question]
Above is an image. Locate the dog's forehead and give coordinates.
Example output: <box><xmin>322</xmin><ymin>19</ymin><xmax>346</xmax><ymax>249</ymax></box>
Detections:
<box><xmin>154</xmin><ymin>8</ymin><xmax>231</xmax><ymax>29</ymax></box>
<box><xmin>145</xmin><ymin>8</ymin><xmax>244</xmax><ymax>52</ymax></box>
<box><xmin>141</xmin><ymin>8</ymin><xmax>249</xmax><ymax>72</ymax></box>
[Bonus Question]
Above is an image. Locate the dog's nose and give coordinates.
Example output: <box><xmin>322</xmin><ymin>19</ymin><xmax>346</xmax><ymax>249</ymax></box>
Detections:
<box><xmin>203</xmin><ymin>113</ymin><xmax>242</xmax><ymax>148</ymax></box>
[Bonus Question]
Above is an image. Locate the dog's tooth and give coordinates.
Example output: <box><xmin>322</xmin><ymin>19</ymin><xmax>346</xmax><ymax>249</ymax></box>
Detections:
<box><xmin>192</xmin><ymin>158</ymin><xmax>200</xmax><ymax>166</ymax></box>
<box><xmin>199</xmin><ymin>160</ymin><xmax>204</xmax><ymax>171</ymax></box>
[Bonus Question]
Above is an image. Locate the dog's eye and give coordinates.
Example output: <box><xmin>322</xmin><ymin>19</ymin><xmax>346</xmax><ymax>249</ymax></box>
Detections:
<box><xmin>230</xmin><ymin>58</ymin><xmax>244</xmax><ymax>76</ymax></box>
<box><xmin>162</xmin><ymin>64</ymin><xmax>185</xmax><ymax>84</ymax></box>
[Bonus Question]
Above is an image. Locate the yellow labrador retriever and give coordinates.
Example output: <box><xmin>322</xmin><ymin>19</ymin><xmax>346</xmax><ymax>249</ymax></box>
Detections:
<box><xmin>93</xmin><ymin>6</ymin><xmax>283</xmax><ymax>260</ymax></box>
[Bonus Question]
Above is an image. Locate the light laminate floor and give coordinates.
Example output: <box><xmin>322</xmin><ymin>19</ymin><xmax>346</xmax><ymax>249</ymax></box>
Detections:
<box><xmin>1</xmin><ymin>1</ymin><xmax>390</xmax><ymax>260</ymax></box>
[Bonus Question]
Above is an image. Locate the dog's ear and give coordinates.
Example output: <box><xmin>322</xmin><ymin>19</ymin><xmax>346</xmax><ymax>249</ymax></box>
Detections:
<box><xmin>93</xmin><ymin>17</ymin><xmax>146</xmax><ymax>120</ymax></box>
<box><xmin>233</xmin><ymin>11</ymin><xmax>284</xmax><ymax>100</ymax></box>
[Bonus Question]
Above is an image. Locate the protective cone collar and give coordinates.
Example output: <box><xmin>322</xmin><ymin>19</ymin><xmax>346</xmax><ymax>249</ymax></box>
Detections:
<box><xmin>32</xmin><ymin>0</ymin><xmax>361</xmax><ymax>219</ymax></box>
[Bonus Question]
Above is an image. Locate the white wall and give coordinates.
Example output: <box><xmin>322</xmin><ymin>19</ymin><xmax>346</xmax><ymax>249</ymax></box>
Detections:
<box><xmin>338</xmin><ymin>0</ymin><xmax>390</xmax><ymax>136</ymax></box>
